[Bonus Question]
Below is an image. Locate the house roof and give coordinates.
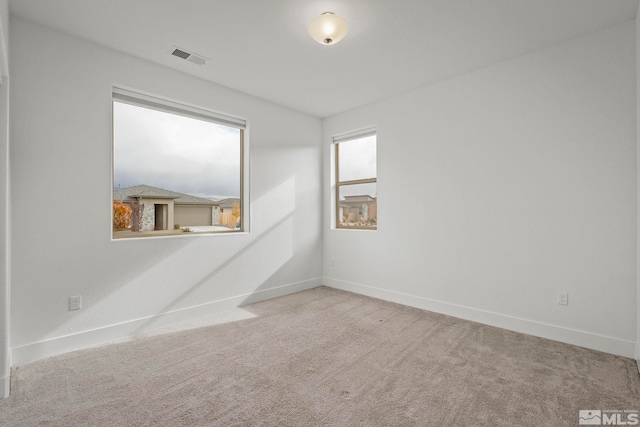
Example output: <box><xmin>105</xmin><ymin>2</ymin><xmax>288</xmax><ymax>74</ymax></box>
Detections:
<box><xmin>216</xmin><ymin>198</ymin><xmax>240</xmax><ymax>209</ymax></box>
<box><xmin>114</xmin><ymin>184</ymin><xmax>216</xmax><ymax>206</ymax></box>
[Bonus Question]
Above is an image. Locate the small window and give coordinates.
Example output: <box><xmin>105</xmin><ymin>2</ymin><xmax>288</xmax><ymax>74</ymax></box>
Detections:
<box><xmin>334</xmin><ymin>129</ymin><xmax>377</xmax><ymax>229</ymax></box>
<box><xmin>112</xmin><ymin>88</ymin><xmax>246</xmax><ymax>239</ymax></box>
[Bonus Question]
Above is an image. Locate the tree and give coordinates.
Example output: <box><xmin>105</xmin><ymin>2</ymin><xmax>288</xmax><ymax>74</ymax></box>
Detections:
<box><xmin>232</xmin><ymin>201</ymin><xmax>241</xmax><ymax>226</ymax></box>
<box><xmin>113</xmin><ymin>200</ymin><xmax>132</xmax><ymax>229</ymax></box>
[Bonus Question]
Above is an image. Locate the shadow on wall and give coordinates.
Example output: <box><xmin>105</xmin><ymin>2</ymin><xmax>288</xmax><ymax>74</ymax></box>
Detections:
<box><xmin>44</xmin><ymin>176</ymin><xmax>298</xmax><ymax>342</ymax></box>
<box><xmin>132</xmin><ymin>212</ymin><xmax>296</xmax><ymax>335</ymax></box>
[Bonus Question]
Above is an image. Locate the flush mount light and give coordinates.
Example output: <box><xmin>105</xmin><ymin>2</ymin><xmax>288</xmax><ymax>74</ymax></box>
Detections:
<box><xmin>308</xmin><ymin>12</ymin><xmax>348</xmax><ymax>45</ymax></box>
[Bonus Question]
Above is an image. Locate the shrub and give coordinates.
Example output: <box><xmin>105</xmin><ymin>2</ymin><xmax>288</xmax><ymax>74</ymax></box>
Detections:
<box><xmin>113</xmin><ymin>200</ymin><xmax>132</xmax><ymax>229</ymax></box>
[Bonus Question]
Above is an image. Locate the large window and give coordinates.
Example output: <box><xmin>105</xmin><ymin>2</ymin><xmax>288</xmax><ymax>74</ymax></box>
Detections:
<box><xmin>112</xmin><ymin>88</ymin><xmax>245</xmax><ymax>239</ymax></box>
<box><xmin>334</xmin><ymin>129</ymin><xmax>377</xmax><ymax>230</ymax></box>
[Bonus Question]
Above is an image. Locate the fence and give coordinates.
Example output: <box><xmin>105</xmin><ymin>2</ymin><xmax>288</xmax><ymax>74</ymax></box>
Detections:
<box><xmin>219</xmin><ymin>212</ymin><xmax>238</xmax><ymax>228</ymax></box>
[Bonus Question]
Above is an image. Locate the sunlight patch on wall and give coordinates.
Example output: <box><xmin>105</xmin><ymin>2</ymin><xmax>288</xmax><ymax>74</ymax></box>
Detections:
<box><xmin>46</xmin><ymin>177</ymin><xmax>297</xmax><ymax>340</ymax></box>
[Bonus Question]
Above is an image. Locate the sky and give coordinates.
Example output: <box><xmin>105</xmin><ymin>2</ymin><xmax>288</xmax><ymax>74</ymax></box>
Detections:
<box><xmin>338</xmin><ymin>135</ymin><xmax>377</xmax><ymax>198</ymax></box>
<box><xmin>338</xmin><ymin>135</ymin><xmax>376</xmax><ymax>181</ymax></box>
<box><xmin>113</xmin><ymin>101</ymin><xmax>241</xmax><ymax>200</ymax></box>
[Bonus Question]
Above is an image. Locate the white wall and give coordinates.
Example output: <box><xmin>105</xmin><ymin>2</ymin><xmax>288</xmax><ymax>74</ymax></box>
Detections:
<box><xmin>0</xmin><ymin>0</ymin><xmax>9</xmax><ymax>399</ymax></box>
<box><xmin>324</xmin><ymin>22</ymin><xmax>637</xmax><ymax>358</ymax></box>
<box><xmin>9</xmin><ymin>17</ymin><xmax>322</xmax><ymax>364</ymax></box>
<box><xmin>6</xmin><ymin>11</ymin><xmax>638</xmax><ymax>370</ymax></box>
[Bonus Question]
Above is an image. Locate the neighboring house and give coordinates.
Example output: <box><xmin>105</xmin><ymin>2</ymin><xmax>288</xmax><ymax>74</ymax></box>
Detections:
<box><xmin>339</xmin><ymin>195</ymin><xmax>377</xmax><ymax>224</ymax></box>
<box><xmin>114</xmin><ymin>184</ymin><xmax>220</xmax><ymax>231</ymax></box>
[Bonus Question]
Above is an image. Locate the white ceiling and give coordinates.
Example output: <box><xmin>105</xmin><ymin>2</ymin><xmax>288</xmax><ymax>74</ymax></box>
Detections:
<box><xmin>9</xmin><ymin>0</ymin><xmax>640</xmax><ymax>118</ymax></box>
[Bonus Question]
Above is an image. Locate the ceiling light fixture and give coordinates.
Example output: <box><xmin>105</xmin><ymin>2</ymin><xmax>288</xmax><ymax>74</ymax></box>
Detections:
<box><xmin>308</xmin><ymin>12</ymin><xmax>348</xmax><ymax>45</ymax></box>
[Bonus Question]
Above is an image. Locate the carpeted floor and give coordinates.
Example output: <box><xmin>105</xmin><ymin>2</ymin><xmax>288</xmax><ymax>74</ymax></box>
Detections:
<box><xmin>1</xmin><ymin>286</ymin><xmax>638</xmax><ymax>426</ymax></box>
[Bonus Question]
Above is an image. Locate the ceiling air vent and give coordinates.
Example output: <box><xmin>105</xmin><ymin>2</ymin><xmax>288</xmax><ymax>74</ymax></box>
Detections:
<box><xmin>170</xmin><ymin>46</ymin><xmax>208</xmax><ymax>66</ymax></box>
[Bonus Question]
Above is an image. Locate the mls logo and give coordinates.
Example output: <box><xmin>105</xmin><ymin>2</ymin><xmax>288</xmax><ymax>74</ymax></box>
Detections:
<box><xmin>579</xmin><ymin>410</ymin><xmax>602</xmax><ymax>425</ymax></box>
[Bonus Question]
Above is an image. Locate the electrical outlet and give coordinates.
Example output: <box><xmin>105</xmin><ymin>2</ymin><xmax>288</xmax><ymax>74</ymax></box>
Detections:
<box><xmin>69</xmin><ymin>295</ymin><xmax>82</xmax><ymax>311</ymax></box>
<box><xmin>557</xmin><ymin>292</ymin><xmax>568</xmax><ymax>306</ymax></box>
<box><xmin>330</xmin><ymin>259</ymin><xmax>335</xmax><ymax>268</ymax></box>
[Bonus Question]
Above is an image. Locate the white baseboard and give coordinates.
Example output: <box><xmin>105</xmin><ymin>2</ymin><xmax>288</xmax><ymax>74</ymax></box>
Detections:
<box><xmin>324</xmin><ymin>277</ymin><xmax>636</xmax><ymax>359</ymax></box>
<box><xmin>12</xmin><ymin>278</ymin><xmax>322</xmax><ymax>366</ymax></box>
<box><xmin>0</xmin><ymin>374</ymin><xmax>8</xmax><ymax>398</ymax></box>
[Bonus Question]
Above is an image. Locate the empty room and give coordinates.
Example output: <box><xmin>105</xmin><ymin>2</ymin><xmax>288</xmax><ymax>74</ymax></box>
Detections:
<box><xmin>1</xmin><ymin>0</ymin><xmax>639</xmax><ymax>425</ymax></box>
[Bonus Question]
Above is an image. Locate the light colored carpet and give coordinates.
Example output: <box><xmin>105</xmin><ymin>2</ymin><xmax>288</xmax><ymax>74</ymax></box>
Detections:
<box><xmin>1</xmin><ymin>286</ymin><xmax>638</xmax><ymax>426</ymax></box>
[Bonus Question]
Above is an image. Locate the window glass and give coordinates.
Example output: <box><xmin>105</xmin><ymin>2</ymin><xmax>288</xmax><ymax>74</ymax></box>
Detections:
<box><xmin>335</xmin><ymin>132</ymin><xmax>377</xmax><ymax>230</ymax></box>
<box><xmin>112</xmin><ymin>93</ymin><xmax>244</xmax><ymax>239</ymax></box>
<box><xmin>338</xmin><ymin>183</ymin><xmax>377</xmax><ymax>227</ymax></box>
<box><xmin>338</xmin><ymin>135</ymin><xmax>376</xmax><ymax>182</ymax></box>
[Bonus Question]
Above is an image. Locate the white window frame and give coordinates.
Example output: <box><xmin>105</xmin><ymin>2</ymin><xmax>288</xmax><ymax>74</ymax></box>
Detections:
<box><xmin>333</xmin><ymin>127</ymin><xmax>377</xmax><ymax>231</ymax></box>
<box><xmin>111</xmin><ymin>87</ymin><xmax>249</xmax><ymax>239</ymax></box>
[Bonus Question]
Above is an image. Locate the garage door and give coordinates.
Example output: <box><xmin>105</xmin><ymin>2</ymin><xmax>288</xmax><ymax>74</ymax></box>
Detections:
<box><xmin>174</xmin><ymin>206</ymin><xmax>211</xmax><ymax>226</ymax></box>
